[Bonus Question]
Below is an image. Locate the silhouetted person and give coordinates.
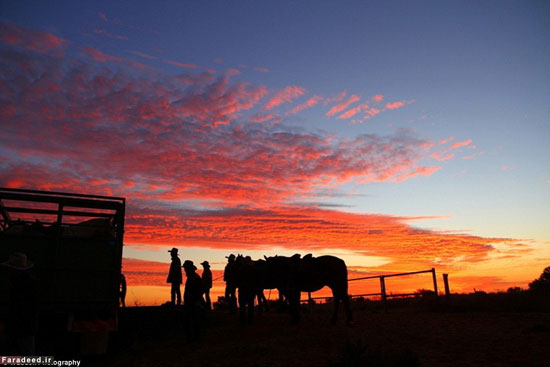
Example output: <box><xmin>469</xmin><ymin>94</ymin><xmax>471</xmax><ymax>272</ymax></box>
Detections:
<box><xmin>166</xmin><ymin>248</ymin><xmax>182</xmax><ymax>305</ymax></box>
<box><xmin>224</xmin><ymin>254</ymin><xmax>237</xmax><ymax>313</ymax></box>
<box><xmin>201</xmin><ymin>261</ymin><xmax>212</xmax><ymax>310</ymax></box>
<box><xmin>1</xmin><ymin>252</ymin><xmax>38</xmax><ymax>355</ymax></box>
<box><xmin>119</xmin><ymin>273</ymin><xmax>127</xmax><ymax>308</ymax></box>
<box><xmin>183</xmin><ymin>260</ymin><xmax>202</xmax><ymax>342</ymax></box>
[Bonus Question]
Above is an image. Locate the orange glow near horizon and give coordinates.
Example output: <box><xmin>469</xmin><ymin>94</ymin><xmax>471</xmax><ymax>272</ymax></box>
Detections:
<box><xmin>2</xmin><ymin>20</ymin><xmax>548</xmax><ymax>309</ymax></box>
<box><xmin>122</xmin><ymin>253</ymin><xmax>542</xmax><ymax>307</ymax></box>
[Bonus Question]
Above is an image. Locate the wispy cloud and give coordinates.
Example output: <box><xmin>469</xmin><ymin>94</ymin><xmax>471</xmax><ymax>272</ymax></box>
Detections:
<box><xmin>392</xmin><ymin>165</ymin><xmax>441</xmax><ymax>182</ymax></box>
<box><xmin>92</xmin><ymin>29</ymin><xmax>128</xmax><ymax>40</ymax></box>
<box><xmin>166</xmin><ymin>60</ymin><xmax>199</xmax><ymax>69</ymax></box>
<box><xmin>0</xmin><ymin>21</ymin><xmax>516</xmax><ymax>280</ymax></box>
<box><xmin>286</xmin><ymin>95</ymin><xmax>324</xmax><ymax>115</ymax></box>
<box><xmin>371</xmin><ymin>94</ymin><xmax>384</xmax><ymax>103</ymax></box>
<box><xmin>249</xmin><ymin>113</ymin><xmax>279</xmax><ymax>123</ymax></box>
<box><xmin>431</xmin><ymin>138</ymin><xmax>474</xmax><ymax>162</ymax></box>
<box><xmin>83</xmin><ymin>46</ymin><xmax>123</xmax><ymax>63</ymax></box>
<box><xmin>264</xmin><ymin>86</ymin><xmax>306</xmax><ymax>111</ymax></box>
<box><xmin>333</xmin><ymin>95</ymin><xmax>411</xmax><ymax>122</ymax></box>
<box><xmin>385</xmin><ymin>101</ymin><xmax>405</xmax><ymax>110</ymax></box>
<box><xmin>326</xmin><ymin>95</ymin><xmax>360</xmax><ymax>117</ymax></box>
<box><xmin>0</xmin><ymin>21</ymin><xmax>67</xmax><ymax>56</ymax></box>
<box><xmin>450</xmin><ymin>139</ymin><xmax>473</xmax><ymax>150</ymax></box>
<box><xmin>324</xmin><ymin>90</ymin><xmax>347</xmax><ymax>105</ymax></box>
<box><xmin>127</xmin><ymin>50</ymin><xmax>158</xmax><ymax>60</ymax></box>
<box><xmin>337</xmin><ymin>103</ymin><xmax>369</xmax><ymax>119</ymax></box>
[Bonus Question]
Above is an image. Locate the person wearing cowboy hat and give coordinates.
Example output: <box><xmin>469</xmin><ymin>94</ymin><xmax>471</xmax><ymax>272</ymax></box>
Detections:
<box><xmin>1</xmin><ymin>252</ymin><xmax>38</xmax><ymax>355</ymax></box>
<box><xmin>182</xmin><ymin>260</ymin><xmax>202</xmax><ymax>342</ymax></box>
<box><xmin>166</xmin><ymin>248</ymin><xmax>182</xmax><ymax>305</ymax></box>
<box><xmin>223</xmin><ymin>254</ymin><xmax>237</xmax><ymax>313</ymax></box>
<box><xmin>200</xmin><ymin>261</ymin><xmax>212</xmax><ymax>310</ymax></box>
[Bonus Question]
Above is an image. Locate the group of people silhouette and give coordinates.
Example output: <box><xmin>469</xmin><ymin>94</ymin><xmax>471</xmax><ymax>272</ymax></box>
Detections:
<box><xmin>166</xmin><ymin>248</ymin><xmax>213</xmax><ymax>309</ymax></box>
<box><xmin>166</xmin><ymin>247</ymin><xmax>213</xmax><ymax>342</ymax></box>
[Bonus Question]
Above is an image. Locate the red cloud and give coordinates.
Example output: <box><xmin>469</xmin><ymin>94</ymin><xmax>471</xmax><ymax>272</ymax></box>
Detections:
<box><xmin>338</xmin><ymin>103</ymin><xmax>369</xmax><ymax>119</ymax></box>
<box><xmin>392</xmin><ymin>165</ymin><xmax>441</xmax><ymax>182</ymax></box>
<box><xmin>438</xmin><ymin>136</ymin><xmax>454</xmax><ymax>145</ymax></box>
<box><xmin>264</xmin><ymin>86</ymin><xmax>306</xmax><ymax>110</ymax></box>
<box><xmin>249</xmin><ymin>113</ymin><xmax>278</xmax><ymax>123</ymax></box>
<box><xmin>385</xmin><ymin>101</ymin><xmax>405</xmax><ymax>110</ymax></box>
<box><xmin>451</xmin><ymin>139</ymin><xmax>472</xmax><ymax>149</ymax></box>
<box><xmin>0</xmin><ymin>37</ymin><xmax>451</xmax><ymax>206</ymax></box>
<box><xmin>326</xmin><ymin>95</ymin><xmax>360</xmax><ymax>117</ymax></box>
<box><xmin>324</xmin><ymin>90</ymin><xmax>347</xmax><ymax>105</ymax></box>
<box><xmin>173</xmin><ymin>72</ymin><xmax>216</xmax><ymax>85</ymax></box>
<box><xmin>119</xmin><ymin>206</ymin><xmax>524</xmax><ymax>271</ymax></box>
<box><xmin>0</xmin><ymin>21</ymin><xmax>67</xmax><ymax>56</ymax></box>
<box><xmin>83</xmin><ymin>47</ymin><xmax>123</xmax><ymax>63</ymax></box>
<box><xmin>127</xmin><ymin>50</ymin><xmax>158</xmax><ymax>60</ymax></box>
<box><xmin>167</xmin><ymin>60</ymin><xmax>199</xmax><ymax>69</ymax></box>
<box><xmin>0</xmin><ymin>24</ymin><xmax>511</xmax><ymax>281</ymax></box>
<box><xmin>225</xmin><ymin>68</ymin><xmax>241</xmax><ymax>77</ymax></box>
<box><xmin>365</xmin><ymin>107</ymin><xmax>381</xmax><ymax>117</ymax></box>
<box><xmin>286</xmin><ymin>95</ymin><xmax>324</xmax><ymax>115</ymax></box>
<box><xmin>172</xmin><ymin>76</ymin><xmax>268</xmax><ymax>126</ymax></box>
<box><xmin>371</xmin><ymin>94</ymin><xmax>384</xmax><ymax>103</ymax></box>
<box><xmin>430</xmin><ymin>138</ymin><xmax>474</xmax><ymax>162</ymax></box>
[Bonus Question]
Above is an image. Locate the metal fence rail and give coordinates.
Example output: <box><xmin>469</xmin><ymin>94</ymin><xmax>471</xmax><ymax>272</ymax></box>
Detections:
<box><xmin>298</xmin><ymin>268</ymin><xmax>447</xmax><ymax>304</ymax></box>
<box><xmin>348</xmin><ymin>268</ymin><xmax>439</xmax><ymax>301</ymax></box>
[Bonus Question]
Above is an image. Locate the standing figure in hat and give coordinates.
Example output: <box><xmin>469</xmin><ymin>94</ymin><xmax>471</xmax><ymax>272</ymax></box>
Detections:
<box><xmin>182</xmin><ymin>260</ymin><xmax>202</xmax><ymax>342</ymax></box>
<box><xmin>200</xmin><ymin>261</ymin><xmax>212</xmax><ymax>310</ymax></box>
<box><xmin>223</xmin><ymin>254</ymin><xmax>237</xmax><ymax>313</ymax></box>
<box><xmin>1</xmin><ymin>252</ymin><xmax>38</xmax><ymax>355</ymax></box>
<box><xmin>166</xmin><ymin>248</ymin><xmax>182</xmax><ymax>305</ymax></box>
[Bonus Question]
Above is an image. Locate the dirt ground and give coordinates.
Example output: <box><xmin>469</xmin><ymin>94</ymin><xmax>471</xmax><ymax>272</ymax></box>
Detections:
<box><xmin>86</xmin><ymin>299</ymin><xmax>550</xmax><ymax>367</ymax></box>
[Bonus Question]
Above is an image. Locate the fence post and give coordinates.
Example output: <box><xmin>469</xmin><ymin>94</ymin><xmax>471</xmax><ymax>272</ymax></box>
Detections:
<box><xmin>379</xmin><ymin>276</ymin><xmax>387</xmax><ymax>301</ymax></box>
<box><xmin>431</xmin><ymin>268</ymin><xmax>438</xmax><ymax>295</ymax></box>
<box><xmin>443</xmin><ymin>273</ymin><xmax>450</xmax><ymax>296</ymax></box>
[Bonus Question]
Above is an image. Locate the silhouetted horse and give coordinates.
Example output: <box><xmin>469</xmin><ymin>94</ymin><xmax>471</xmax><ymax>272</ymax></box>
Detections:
<box><xmin>228</xmin><ymin>255</ymin><xmax>266</xmax><ymax>324</ymax></box>
<box><xmin>264</xmin><ymin>254</ymin><xmax>352</xmax><ymax>324</ymax></box>
<box><xmin>252</xmin><ymin>259</ymin><xmax>272</xmax><ymax>311</ymax></box>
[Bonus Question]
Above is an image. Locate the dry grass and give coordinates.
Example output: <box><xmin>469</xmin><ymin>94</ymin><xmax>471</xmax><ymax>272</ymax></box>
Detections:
<box><xmin>86</xmin><ymin>296</ymin><xmax>550</xmax><ymax>367</ymax></box>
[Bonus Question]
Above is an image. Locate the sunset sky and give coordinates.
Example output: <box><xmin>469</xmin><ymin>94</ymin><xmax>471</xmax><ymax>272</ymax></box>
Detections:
<box><xmin>1</xmin><ymin>1</ymin><xmax>549</xmax><ymax>305</ymax></box>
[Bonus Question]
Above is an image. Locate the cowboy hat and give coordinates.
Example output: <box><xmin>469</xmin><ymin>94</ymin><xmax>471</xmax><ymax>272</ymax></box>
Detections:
<box><xmin>1</xmin><ymin>252</ymin><xmax>34</xmax><ymax>270</ymax></box>
<box><xmin>200</xmin><ymin>261</ymin><xmax>210</xmax><ymax>267</ymax></box>
<box><xmin>168</xmin><ymin>248</ymin><xmax>179</xmax><ymax>254</ymax></box>
<box><xmin>182</xmin><ymin>260</ymin><xmax>197</xmax><ymax>270</ymax></box>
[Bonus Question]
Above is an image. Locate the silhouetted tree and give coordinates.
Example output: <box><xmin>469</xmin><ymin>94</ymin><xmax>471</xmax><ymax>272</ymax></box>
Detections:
<box><xmin>528</xmin><ymin>266</ymin><xmax>550</xmax><ymax>294</ymax></box>
<box><xmin>506</xmin><ymin>286</ymin><xmax>523</xmax><ymax>293</ymax></box>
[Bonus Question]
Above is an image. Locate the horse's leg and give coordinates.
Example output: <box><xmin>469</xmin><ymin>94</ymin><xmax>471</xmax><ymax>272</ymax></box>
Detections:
<box><xmin>238</xmin><ymin>290</ymin><xmax>247</xmax><ymax>325</ymax></box>
<box><xmin>343</xmin><ymin>293</ymin><xmax>352</xmax><ymax>323</ymax></box>
<box><xmin>259</xmin><ymin>290</ymin><xmax>268</xmax><ymax>312</ymax></box>
<box><xmin>277</xmin><ymin>288</ymin><xmax>285</xmax><ymax>303</ymax></box>
<box><xmin>331</xmin><ymin>289</ymin><xmax>340</xmax><ymax>324</ymax></box>
<box><xmin>288</xmin><ymin>289</ymin><xmax>300</xmax><ymax>324</ymax></box>
<box><xmin>255</xmin><ymin>292</ymin><xmax>262</xmax><ymax>314</ymax></box>
<box><xmin>248</xmin><ymin>296</ymin><xmax>254</xmax><ymax>324</ymax></box>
